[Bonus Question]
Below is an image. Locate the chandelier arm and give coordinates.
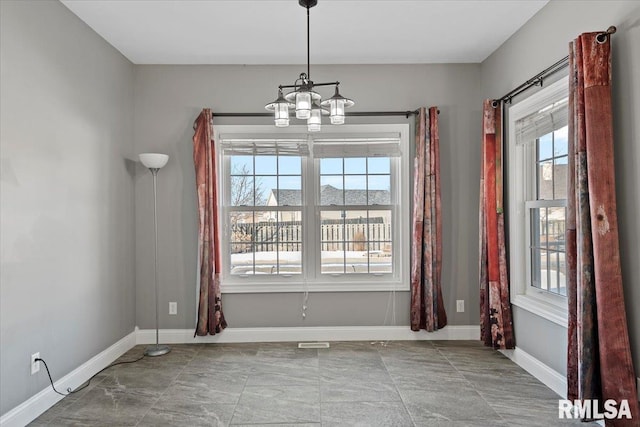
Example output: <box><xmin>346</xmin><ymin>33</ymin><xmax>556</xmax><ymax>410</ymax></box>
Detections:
<box><xmin>278</xmin><ymin>81</ymin><xmax>339</xmax><ymax>90</ymax></box>
<box><xmin>310</xmin><ymin>81</ymin><xmax>340</xmax><ymax>88</ymax></box>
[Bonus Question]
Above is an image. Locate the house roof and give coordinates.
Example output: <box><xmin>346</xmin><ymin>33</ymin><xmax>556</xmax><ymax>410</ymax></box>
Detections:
<box><xmin>269</xmin><ymin>185</ymin><xmax>390</xmax><ymax>206</ymax></box>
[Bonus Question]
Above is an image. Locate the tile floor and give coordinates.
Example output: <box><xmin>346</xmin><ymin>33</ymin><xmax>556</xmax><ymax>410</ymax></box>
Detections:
<box><xmin>31</xmin><ymin>340</ymin><xmax>595</xmax><ymax>426</ymax></box>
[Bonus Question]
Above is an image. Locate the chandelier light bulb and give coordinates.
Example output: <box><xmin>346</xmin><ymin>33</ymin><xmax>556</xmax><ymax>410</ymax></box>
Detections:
<box><xmin>275</xmin><ymin>102</ymin><xmax>290</xmax><ymax>127</ymax></box>
<box><xmin>307</xmin><ymin>106</ymin><xmax>322</xmax><ymax>132</ymax></box>
<box><xmin>329</xmin><ymin>98</ymin><xmax>346</xmax><ymax>125</ymax></box>
<box><xmin>295</xmin><ymin>91</ymin><xmax>312</xmax><ymax>119</ymax></box>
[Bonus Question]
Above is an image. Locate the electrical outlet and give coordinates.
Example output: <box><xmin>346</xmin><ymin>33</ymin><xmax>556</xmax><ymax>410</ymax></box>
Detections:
<box><xmin>169</xmin><ymin>302</ymin><xmax>177</xmax><ymax>315</ymax></box>
<box><xmin>31</xmin><ymin>352</ymin><xmax>40</xmax><ymax>375</ymax></box>
<box><xmin>456</xmin><ymin>300</ymin><xmax>465</xmax><ymax>313</ymax></box>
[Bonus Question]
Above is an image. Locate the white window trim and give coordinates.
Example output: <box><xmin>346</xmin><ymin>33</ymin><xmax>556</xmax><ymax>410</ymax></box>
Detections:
<box><xmin>508</xmin><ymin>77</ymin><xmax>569</xmax><ymax>328</ymax></box>
<box><xmin>214</xmin><ymin>124</ymin><xmax>410</xmax><ymax>294</ymax></box>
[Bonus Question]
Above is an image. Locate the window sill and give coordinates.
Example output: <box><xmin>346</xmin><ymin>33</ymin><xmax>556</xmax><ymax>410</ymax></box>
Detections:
<box><xmin>511</xmin><ymin>293</ymin><xmax>568</xmax><ymax>328</ymax></box>
<box><xmin>221</xmin><ymin>281</ymin><xmax>409</xmax><ymax>294</ymax></box>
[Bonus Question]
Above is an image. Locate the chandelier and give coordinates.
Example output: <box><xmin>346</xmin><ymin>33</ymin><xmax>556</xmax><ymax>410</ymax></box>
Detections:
<box><xmin>265</xmin><ymin>0</ymin><xmax>354</xmax><ymax>131</ymax></box>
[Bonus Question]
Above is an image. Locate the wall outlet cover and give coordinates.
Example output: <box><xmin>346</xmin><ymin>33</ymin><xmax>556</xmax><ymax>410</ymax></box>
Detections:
<box><xmin>30</xmin><ymin>352</ymin><xmax>40</xmax><ymax>375</ymax></box>
<box><xmin>456</xmin><ymin>300</ymin><xmax>465</xmax><ymax>313</ymax></box>
<box><xmin>169</xmin><ymin>302</ymin><xmax>177</xmax><ymax>315</ymax></box>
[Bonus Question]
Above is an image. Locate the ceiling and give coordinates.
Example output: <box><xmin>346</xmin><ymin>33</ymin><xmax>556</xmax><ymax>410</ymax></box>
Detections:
<box><xmin>60</xmin><ymin>0</ymin><xmax>549</xmax><ymax>65</ymax></box>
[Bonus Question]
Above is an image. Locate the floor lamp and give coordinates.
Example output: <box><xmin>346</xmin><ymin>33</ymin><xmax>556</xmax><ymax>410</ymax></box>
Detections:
<box><xmin>139</xmin><ymin>153</ymin><xmax>171</xmax><ymax>357</ymax></box>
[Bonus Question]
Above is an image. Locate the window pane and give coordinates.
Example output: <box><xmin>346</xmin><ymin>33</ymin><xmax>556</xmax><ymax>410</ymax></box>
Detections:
<box><xmin>344</xmin><ymin>157</ymin><xmax>366</xmax><ymax>174</ymax></box>
<box><xmin>230</xmin><ymin>243</ymin><xmax>254</xmax><ymax>275</ymax></box>
<box><xmin>278</xmin><ymin>156</ymin><xmax>301</xmax><ymax>175</ymax></box>
<box><xmin>531</xmin><ymin>247</ymin><xmax>542</xmax><ymax>289</ymax></box>
<box><xmin>344</xmin><ymin>175</ymin><xmax>367</xmax><ymax>204</ymax></box>
<box><xmin>531</xmin><ymin>208</ymin><xmax>546</xmax><ymax>248</ymax></box>
<box><xmin>530</xmin><ymin>207</ymin><xmax>566</xmax><ymax>296</ymax></box>
<box><xmin>230</xmin><ymin>211</ymin><xmax>302</xmax><ymax>275</ymax></box>
<box><xmin>345</xmin><ymin>175</ymin><xmax>366</xmax><ymax>190</ymax></box>
<box><xmin>320</xmin><ymin>158</ymin><xmax>342</xmax><ymax>175</ymax></box>
<box><xmin>255</xmin><ymin>176</ymin><xmax>277</xmax><ymax>206</ymax></box>
<box><xmin>553</xmin><ymin>157</ymin><xmax>568</xmax><ymax>200</ymax></box>
<box><xmin>320</xmin><ymin>209</ymin><xmax>393</xmax><ymax>275</ymax></box>
<box><xmin>255</xmin><ymin>156</ymin><xmax>277</xmax><ymax>175</ymax></box>
<box><xmin>537</xmin><ymin>160</ymin><xmax>553</xmax><ymax>200</ymax></box>
<box><xmin>275</xmin><ymin>176</ymin><xmax>302</xmax><ymax>206</ymax></box>
<box><xmin>554</xmin><ymin>127</ymin><xmax>568</xmax><ymax>156</ymax></box>
<box><xmin>558</xmin><ymin>251</ymin><xmax>567</xmax><ymax>296</ymax></box>
<box><xmin>368</xmin><ymin>210</ymin><xmax>392</xmax><ymax>242</ymax></box>
<box><xmin>368</xmin><ymin>175</ymin><xmax>391</xmax><ymax>205</ymax></box>
<box><xmin>230</xmin><ymin>176</ymin><xmax>254</xmax><ymax>206</ymax></box>
<box><xmin>547</xmin><ymin>207</ymin><xmax>565</xmax><ymax>247</ymax></box>
<box><xmin>369</xmin><ymin>243</ymin><xmax>392</xmax><ymax>274</ymax></box>
<box><xmin>548</xmin><ymin>251</ymin><xmax>560</xmax><ymax>294</ymax></box>
<box><xmin>320</xmin><ymin>176</ymin><xmax>344</xmax><ymax>205</ymax></box>
<box><xmin>321</xmin><ymin>242</ymin><xmax>345</xmax><ymax>274</ymax></box>
<box><xmin>231</xmin><ymin>156</ymin><xmax>253</xmax><ymax>175</ymax></box>
<box><xmin>277</xmin><ymin>212</ymin><xmax>301</xmax><ymax>274</ymax></box>
<box><xmin>368</xmin><ymin>157</ymin><xmax>390</xmax><ymax>174</ymax></box>
<box><xmin>538</xmin><ymin>133</ymin><xmax>553</xmax><ymax>161</ymax></box>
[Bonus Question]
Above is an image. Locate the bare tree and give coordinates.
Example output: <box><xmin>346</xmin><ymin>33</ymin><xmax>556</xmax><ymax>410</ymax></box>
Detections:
<box><xmin>230</xmin><ymin>164</ymin><xmax>268</xmax><ymax>253</ymax></box>
<box><xmin>230</xmin><ymin>164</ymin><xmax>266</xmax><ymax>206</ymax></box>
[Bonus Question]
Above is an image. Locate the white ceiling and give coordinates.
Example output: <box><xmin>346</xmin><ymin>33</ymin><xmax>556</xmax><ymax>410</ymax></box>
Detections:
<box><xmin>60</xmin><ymin>0</ymin><xmax>549</xmax><ymax>65</ymax></box>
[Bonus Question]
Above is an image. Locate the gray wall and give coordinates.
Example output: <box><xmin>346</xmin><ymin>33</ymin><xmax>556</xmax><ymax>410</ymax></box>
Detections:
<box><xmin>133</xmin><ymin>64</ymin><xmax>481</xmax><ymax>329</ymax></box>
<box><xmin>0</xmin><ymin>0</ymin><xmax>136</xmax><ymax>414</ymax></box>
<box><xmin>480</xmin><ymin>1</ymin><xmax>640</xmax><ymax>375</ymax></box>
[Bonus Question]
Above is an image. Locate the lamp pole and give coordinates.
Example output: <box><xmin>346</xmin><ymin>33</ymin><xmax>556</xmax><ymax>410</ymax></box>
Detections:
<box><xmin>138</xmin><ymin>153</ymin><xmax>171</xmax><ymax>357</ymax></box>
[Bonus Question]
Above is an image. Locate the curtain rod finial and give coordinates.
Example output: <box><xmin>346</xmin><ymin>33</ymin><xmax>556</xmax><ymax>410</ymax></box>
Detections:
<box><xmin>596</xmin><ymin>26</ymin><xmax>617</xmax><ymax>44</ymax></box>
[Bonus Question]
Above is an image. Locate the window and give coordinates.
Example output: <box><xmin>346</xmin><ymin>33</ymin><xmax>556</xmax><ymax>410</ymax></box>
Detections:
<box><xmin>528</xmin><ymin>126</ymin><xmax>568</xmax><ymax>296</ymax></box>
<box><xmin>217</xmin><ymin>125</ymin><xmax>410</xmax><ymax>293</ymax></box>
<box><xmin>508</xmin><ymin>77</ymin><xmax>569</xmax><ymax>326</ymax></box>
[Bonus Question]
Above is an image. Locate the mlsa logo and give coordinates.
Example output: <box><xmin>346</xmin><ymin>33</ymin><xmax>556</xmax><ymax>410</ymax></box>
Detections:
<box><xmin>558</xmin><ymin>399</ymin><xmax>632</xmax><ymax>420</ymax></box>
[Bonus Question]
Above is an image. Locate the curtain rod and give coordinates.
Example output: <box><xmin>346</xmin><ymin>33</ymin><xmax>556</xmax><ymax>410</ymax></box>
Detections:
<box><xmin>212</xmin><ymin>110</ymin><xmax>420</xmax><ymax>119</ymax></box>
<box><xmin>492</xmin><ymin>26</ymin><xmax>616</xmax><ymax>107</ymax></box>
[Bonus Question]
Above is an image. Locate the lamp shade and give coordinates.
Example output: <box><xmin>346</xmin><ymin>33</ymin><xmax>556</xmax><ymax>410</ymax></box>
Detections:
<box><xmin>139</xmin><ymin>153</ymin><xmax>169</xmax><ymax>169</ymax></box>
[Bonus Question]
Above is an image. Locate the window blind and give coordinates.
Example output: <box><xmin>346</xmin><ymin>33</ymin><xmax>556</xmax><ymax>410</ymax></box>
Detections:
<box><xmin>219</xmin><ymin>134</ymin><xmax>309</xmax><ymax>156</ymax></box>
<box><xmin>312</xmin><ymin>134</ymin><xmax>401</xmax><ymax>158</ymax></box>
<box><xmin>515</xmin><ymin>97</ymin><xmax>568</xmax><ymax>146</ymax></box>
<box><xmin>220</xmin><ymin>133</ymin><xmax>401</xmax><ymax>158</ymax></box>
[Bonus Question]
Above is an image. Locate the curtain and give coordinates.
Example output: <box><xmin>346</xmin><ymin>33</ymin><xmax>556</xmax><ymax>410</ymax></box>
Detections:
<box><xmin>479</xmin><ymin>101</ymin><xmax>515</xmax><ymax>349</ymax></box>
<box><xmin>410</xmin><ymin>106</ymin><xmax>447</xmax><ymax>332</ymax></box>
<box><xmin>193</xmin><ymin>108</ymin><xmax>227</xmax><ymax>336</ymax></box>
<box><xmin>566</xmin><ymin>32</ymin><xmax>638</xmax><ymax>422</ymax></box>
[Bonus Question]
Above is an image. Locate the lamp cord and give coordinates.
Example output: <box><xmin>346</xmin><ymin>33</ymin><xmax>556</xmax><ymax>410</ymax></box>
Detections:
<box><xmin>35</xmin><ymin>355</ymin><xmax>145</xmax><ymax>396</ymax></box>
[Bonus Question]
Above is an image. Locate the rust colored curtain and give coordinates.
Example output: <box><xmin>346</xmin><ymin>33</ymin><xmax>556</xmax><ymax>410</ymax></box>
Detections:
<box><xmin>193</xmin><ymin>109</ymin><xmax>227</xmax><ymax>336</ymax></box>
<box><xmin>410</xmin><ymin>107</ymin><xmax>447</xmax><ymax>332</ymax></box>
<box><xmin>566</xmin><ymin>32</ymin><xmax>638</xmax><ymax>422</ymax></box>
<box><xmin>479</xmin><ymin>101</ymin><xmax>514</xmax><ymax>349</ymax></box>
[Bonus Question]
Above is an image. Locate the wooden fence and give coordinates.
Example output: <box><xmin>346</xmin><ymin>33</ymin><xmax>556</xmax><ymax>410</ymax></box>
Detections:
<box><xmin>231</xmin><ymin>221</ymin><xmax>392</xmax><ymax>253</ymax></box>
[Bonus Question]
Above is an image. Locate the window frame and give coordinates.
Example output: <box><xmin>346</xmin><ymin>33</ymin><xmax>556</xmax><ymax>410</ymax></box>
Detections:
<box><xmin>215</xmin><ymin>124</ymin><xmax>410</xmax><ymax>294</ymax></box>
<box><xmin>507</xmin><ymin>77</ymin><xmax>569</xmax><ymax>327</ymax></box>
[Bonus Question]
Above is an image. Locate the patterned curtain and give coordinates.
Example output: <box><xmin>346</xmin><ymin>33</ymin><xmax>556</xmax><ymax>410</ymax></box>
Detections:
<box><xmin>566</xmin><ymin>32</ymin><xmax>638</xmax><ymax>421</ymax></box>
<box><xmin>479</xmin><ymin>101</ymin><xmax>515</xmax><ymax>349</ymax></box>
<box><xmin>193</xmin><ymin>108</ymin><xmax>227</xmax><ymax>336</ymax></box>
<box><xmin>410</xmin><ymin>107</ymin><xmax>447</xmax><ymax>331</ymax></box>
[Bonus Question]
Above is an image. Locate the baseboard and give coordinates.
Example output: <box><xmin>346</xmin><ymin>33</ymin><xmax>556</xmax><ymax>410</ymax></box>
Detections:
<box><xmin>500</xmin><ymin>347</ymin><xmax>567</xmax><ymax>398</ymax></box>
<box><xmin>135</xmin><ymin>324</ymin><xmax>480</xmax><ymax>344</ymax></box>
<box><xmin>0</xmin><ymin>331</ymin><xmax>137</xmax><ymax>427</ymax></box>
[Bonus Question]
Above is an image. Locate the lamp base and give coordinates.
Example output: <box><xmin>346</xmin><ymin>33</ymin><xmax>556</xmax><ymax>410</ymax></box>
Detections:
<box><xmin>144</xmin><ymin>344</ymin><xmax>171</xmax><ymax>357</ymax></box>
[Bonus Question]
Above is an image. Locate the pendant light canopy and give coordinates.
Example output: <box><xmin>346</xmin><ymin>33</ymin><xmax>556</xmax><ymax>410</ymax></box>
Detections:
<box><xmin>265</xmin><ymin>0</ymin><xmax>353</xmax><ymax>131</ymax></box>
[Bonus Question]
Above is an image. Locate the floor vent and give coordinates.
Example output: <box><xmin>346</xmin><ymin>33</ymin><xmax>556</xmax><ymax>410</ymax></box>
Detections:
<box><xmin>298</xmin><ymin>342</ymin><xmax>330</xmax><ymax>349</ymax></box>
